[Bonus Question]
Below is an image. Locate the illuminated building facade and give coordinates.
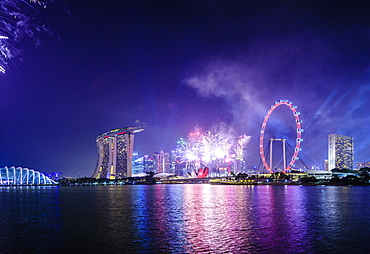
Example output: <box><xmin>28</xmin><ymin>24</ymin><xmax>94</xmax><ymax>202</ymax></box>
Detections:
<box><xmin>170</xmin><ymin>150</ymin><xmax>178</xmax><ymax>174</ymax></box>
<box><xmin>0</xmin><ymin>166</ymin><xmax>56</xmax><ymax>185</ymax></box>
<box><xmin>143</xmin><ymin>155</ymin><xmax>155</xmax><ymax>172</ymax></box>
<box><xmin>328</xmin><ymin>133</ymin><xmax>354</xmax><ymax>170</ymax></box>
<box><xmin>356</xmin><ymin>162</ymin><xmax>370</xmax><ymax>170</ymax></box>
<box><xmin>132</xmin><ymin>152</ymin><xmax>145</xmax><ymax>174</ymax></box>
<box><xmin>154</xmin><ymin>151</ymin><xmax>171</xmax><ymax>174</ymax></box>
<box><xmin>92</xmin><ymin>127</ymin><xmax>144</xmax><ymax>179</ymax></box>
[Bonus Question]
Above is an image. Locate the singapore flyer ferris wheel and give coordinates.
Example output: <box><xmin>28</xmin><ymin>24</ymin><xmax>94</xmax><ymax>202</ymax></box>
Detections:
<box><xmin>259</xmin><ymin>100</ymin><xmax>303</xmax><ymax>173</ymax></box>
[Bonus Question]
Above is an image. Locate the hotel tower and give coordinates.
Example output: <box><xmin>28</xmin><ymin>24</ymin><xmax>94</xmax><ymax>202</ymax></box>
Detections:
<box><xmin>328</xmin><ymin>133</ymin><xmax>354</xmax><ymax>170</ymax></box>
<box><xmin>92</xmin><ymin>127</ymin><xmax>144</xmax><ymax>179</ymax></box>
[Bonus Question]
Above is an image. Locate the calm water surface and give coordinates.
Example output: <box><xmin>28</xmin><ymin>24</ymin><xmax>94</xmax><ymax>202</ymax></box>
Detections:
<box><xmin>1</xmin><ymin>184</ymin><xmax>370</xmax><ymax>253</ymax></box>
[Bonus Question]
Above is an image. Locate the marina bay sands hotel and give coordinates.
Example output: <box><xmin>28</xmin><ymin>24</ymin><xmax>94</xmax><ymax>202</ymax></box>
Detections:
<box><xmin>92</xmin><ymin>127</ymin><xmax>144</xmax><ymax>179</ymax></box>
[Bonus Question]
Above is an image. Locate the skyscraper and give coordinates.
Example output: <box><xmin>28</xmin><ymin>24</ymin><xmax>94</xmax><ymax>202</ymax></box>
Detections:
<box><xmin>328</xmin><ymin>133</ymin><xmax>354</xmax><ymax>170</ymax></box>
<box><xmin>153</xmin><ymin>151</ymin><xmax>171</xmax><ymax>174</ymax></box>
<box><xmin>132</xmin><ymin>151</ymin><xmax>145</xmax><ymax>174</ymax></box>
<box><xmin>92</xmin><ymin>127</ymin><xmax>144</xmax><ymax>179</ymax></box>
<box><xmin>143</xmin><ymin>155</ymin><xmax>155</xmax><ymax>172</ymax></box>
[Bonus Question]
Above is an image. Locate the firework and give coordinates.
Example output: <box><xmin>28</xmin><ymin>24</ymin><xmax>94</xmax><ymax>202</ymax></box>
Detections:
<box><xmin>0</xmin><ymin>0</ymin><xmax>52</xmax><ymax>74</ymax></box>
<box><xmin>176</xmin><ymin>127</ymin><xmax>203</xmax><ymax>173</ymax></box>
<box><xmin>200</xmin><ymin>131</ymin><xmax>231</xmax><ymax>164</ymax></box>
<box><xmin>234</xmin><ymin>134</ymin><xmax>251</xmax><ymax>160</ymax></box>
<box><xmin>176</xmin><ymin>123</ymin><xmax>251</xmax><ymax>176</ymax></box>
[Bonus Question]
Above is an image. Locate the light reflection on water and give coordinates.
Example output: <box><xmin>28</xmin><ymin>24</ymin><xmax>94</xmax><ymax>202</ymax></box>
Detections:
<box><xmin>1</xmin><ymin>185</ymin><xmax>370</xmax><ymax>253</ymax></box>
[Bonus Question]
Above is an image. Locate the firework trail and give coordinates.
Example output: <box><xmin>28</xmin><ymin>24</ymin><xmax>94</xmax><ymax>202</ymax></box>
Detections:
<box><xmin>0</xmin><ymin>0</ymin><xmax>52</xmax><ymax>74</ymax></box>
<box><xmin>234</xmin><ymin>134</ymin><xmax>251</xmax><ymax>160</ymax></box>
<box><xmin>201</xmin><ymin>131</ymin><xmax>231</xmax><ymax>165</ymax></box>
<box><xmin>176</xmin><ymin>127</ymin><xmax>204</xmax><ymax>173</ymax></box>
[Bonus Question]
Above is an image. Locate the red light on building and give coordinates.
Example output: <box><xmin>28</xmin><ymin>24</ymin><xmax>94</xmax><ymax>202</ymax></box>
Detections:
<box><xmin>197</xmin><ymin>167</ymin><xmax>209</xmax><ymax>178</ymax></box>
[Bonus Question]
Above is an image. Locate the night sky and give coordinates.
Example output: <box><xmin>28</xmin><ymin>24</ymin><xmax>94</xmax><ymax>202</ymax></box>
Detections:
<box><xmin>0</xmin><ymin>0</ymin><xmax>369</xmax><ymax>177</ymax></box>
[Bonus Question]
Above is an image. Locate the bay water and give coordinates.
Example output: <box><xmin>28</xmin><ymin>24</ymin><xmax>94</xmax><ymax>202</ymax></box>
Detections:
<box><xmin>1</xmin><ymin>184</ymin><xmax>370</xmax><ymax>253</ymax></box>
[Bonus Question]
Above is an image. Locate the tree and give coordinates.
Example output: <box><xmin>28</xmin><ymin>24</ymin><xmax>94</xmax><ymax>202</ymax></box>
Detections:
<box><xmin>343</xmin><ymin>175</ymin><xmax>360</xmax><ymax>184</ymax></box>
<box><xmin>236</xmin><ymin>173</ymin><xmax>248</xmax><ymax>180</ymax></box>
<box><xmin>331</xmin><ymin>168</ymin><xmax>342</xmax><ymax>172</ymax></box>
<box><xmin>359</xmin><ymin>167</ymin><xmax>370</xmax><ymax>173</ymax></box>
<box><xmin>330</xmin><ymin>175</ymin><xmax>342</xmax><ymax>183</ymax></box>
<box><xmin>301</xmin><ymin>176</ymin><xmax>317</xmax><ymax>183</ymax></box>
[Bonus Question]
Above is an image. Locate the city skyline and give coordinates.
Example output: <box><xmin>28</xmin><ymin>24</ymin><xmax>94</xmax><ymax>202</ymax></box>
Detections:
<box><xmin>0</xmin><ymin>1</ymin><xmax>369</xmax><ymax>177</ymax></box>
<box><xmin>131</xmin><ymin>130</ymin><xmax>361</xmax><ymax>175</ymax></box>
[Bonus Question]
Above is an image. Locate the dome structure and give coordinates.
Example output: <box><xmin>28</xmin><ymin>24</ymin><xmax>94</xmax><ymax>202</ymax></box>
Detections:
<box><xmin>0</xmin><ymin>166</ymin><xmax>57</xmax><ymax>185</ymax></box>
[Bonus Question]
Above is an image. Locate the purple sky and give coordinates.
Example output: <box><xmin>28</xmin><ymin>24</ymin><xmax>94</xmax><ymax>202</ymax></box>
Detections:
<box><xmin>0</xmin><ymin>0</ymin><xmax>369</xmax><ymax>177</ymax></box>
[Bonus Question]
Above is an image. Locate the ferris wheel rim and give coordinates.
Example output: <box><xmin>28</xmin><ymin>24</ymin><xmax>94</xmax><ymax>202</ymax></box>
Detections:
<box><xmin>259</xmin><ymin>100</ymin><xmax>303</xmax><ymax>173</ymax></box>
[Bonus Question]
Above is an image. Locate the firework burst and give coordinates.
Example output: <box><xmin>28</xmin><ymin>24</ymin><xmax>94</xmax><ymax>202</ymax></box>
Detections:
<box><xmin>0</xmin><ymin>0</ymin><xmax>52</xmax><ymax>74</ymax></box>
<box><xmin>177</xmin><ymin>123</ymin><xmax>251</xmax><ymax>175</ymax></box>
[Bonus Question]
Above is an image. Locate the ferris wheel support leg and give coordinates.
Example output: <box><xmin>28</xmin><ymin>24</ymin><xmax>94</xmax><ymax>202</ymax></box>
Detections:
<box><xmin>283</xmin><ymin>139</ymin><xmax>287</xmax><ymax>171</ymax></box>
<box><xmin>269</xmin><ymin>139</ymin><xmax>273</xmax><ymax>171</ymax></box>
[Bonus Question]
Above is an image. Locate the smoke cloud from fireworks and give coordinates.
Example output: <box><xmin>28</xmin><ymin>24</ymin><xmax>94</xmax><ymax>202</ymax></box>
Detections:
<box><xmin>185</xmin><ymin>60</ymin><xmax>267</xmax><ymax>133</ymax></box>
<box><xmin>185</xmin><ymin>0</ymin><xmax>369</xmax><ymax>107</ymax></box>
<box><xmin>184</xmin><ymin>30</ymin><xmax>370</xmax><ymax>166</ymax></box>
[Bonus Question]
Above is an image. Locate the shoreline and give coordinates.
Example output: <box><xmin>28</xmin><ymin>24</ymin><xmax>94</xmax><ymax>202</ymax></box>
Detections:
<box><xmin>210</xmin><ymin>181</ymin><xmax>370</xmax><ymax>186</ymax></box>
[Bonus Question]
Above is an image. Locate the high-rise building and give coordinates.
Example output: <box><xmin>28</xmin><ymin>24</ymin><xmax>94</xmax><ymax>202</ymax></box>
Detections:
<box><xmin>132</xmin><ymin>151</ymin><xmax>145</xmax><ymax>174</ymax></box>
<box><xmin>92</xmin><ymin>127</ymin><xmax>144</xmax><ymax>179</ymax></box>
<box><xmin>153</xmin><ymin>151</ymin><xmax>171</xmax><ymax>173</ymax></box>
<box><xmin>170</xmin><ymin>150</ymin><xmax>178</xmax><ymax>174</ymax></box>
<box><xmin>143</xmin><ymin>155</ymin><xmax>155</xmax><ymax>172</ymax></box>
<box><xmin>324</xmin><ymin>159</ymin><xmax>328</xmax><ymax>171</ymax></box>
<box><xmin>328</xmin><ymin>133</ymin><xmax>354</xmax><ymax>170</ymax></box>
<box><xmin>356</xmin><ymin>162</ymin><xmax>370</xmax><ymax>170</ymax></box>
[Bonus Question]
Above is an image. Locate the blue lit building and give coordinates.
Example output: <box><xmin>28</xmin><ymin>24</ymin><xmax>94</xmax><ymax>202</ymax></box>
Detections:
<box><xmin>0</xmin><ymin>166</ymin><xmax>56</xmax><ymax>185</ymax></box>
<box><xmin>143</xmin><ymin>155</ymin><xmax>155</xmax><ymax>173</ymax></box>
<box><xmin>132</xmin><ymin>152</ymin><xmax>145</xmax><ymax>174</ymax></box>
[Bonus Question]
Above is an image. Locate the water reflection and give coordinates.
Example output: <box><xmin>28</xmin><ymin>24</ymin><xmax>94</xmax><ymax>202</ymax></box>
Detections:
<box><xmin>182</xmin><ymin>185</ymin><xmax>256</xmax><ymax>252</ymax></box>
<box><xmin>180</xmin><ymin>185</ymin><xmax>315</xmax><ymax>253</ymax></box>
<box><xmin>250</xmin><ymin>185</ymin><xmax>312</xmax><ymax>252</ymax></box>
<box><xmin>0</xmin><ymin>186</ymin><xmax>60</xmax><ymax>253</ymax></box>
<box><xmin>2</xmin><ymin>185</ymin><xmax>370</xmax><ymax>253</ymax></box>
<box><xmin>130</xmin><ymin>185</ymin><xmax>370</xmax><ymax>253</ymax></box>
<box><xmin>130</xmin><ymin>185</ymin><xmax>188</xmax><ymax>252</ymax></box>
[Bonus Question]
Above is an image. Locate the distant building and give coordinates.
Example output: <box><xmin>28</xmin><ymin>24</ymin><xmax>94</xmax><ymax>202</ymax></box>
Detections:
<box><xmin>132</xmin><ymin>151</ymin><xmax>139</xmax><ymax>162</ymax></box>
<box><xmin>328</xmin><ymin>133</ymin><xmax>354</xmax><ymax>170</ymax></box>
<box><xmin>170</xmin><ymin>150</ymin><xmax>178</xmax><ymax>174</ymax></box>
<box><xmin>92</xmin><ymin>127</ymin><xmax>144</xmax><ymax>179</ymax></box>
<box><xmin>132</xmin><ymin>151</ymin><xmax>145</xmax><ymax>174</ymax></box>
<box><xmin>233</xmin><ymin>158</ymin><xmax>245</xmax><ymax>174</ymax></box>
<box><xmin>306</xmin><ymin>170</ymin><xmax>332</xmax><ymax>180</ymax></box>
<box><xmin>153</xmin><ymin>152</ymin><xmax>161</xmax><ymax>173</ymax></box>
<box><xmin>356</xmin><ymin>162</ymin><xmax>370</xmax><ymax>170</ymax></box>
<box><xmin>153</xmin><ymin>151</ymin><xmax>171</xmax><ymax>174</ymax></box>
<box><xmin>143</xmin><ymin>155</ymin><xmax>155</xmax><ymax>172</ymax></box>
